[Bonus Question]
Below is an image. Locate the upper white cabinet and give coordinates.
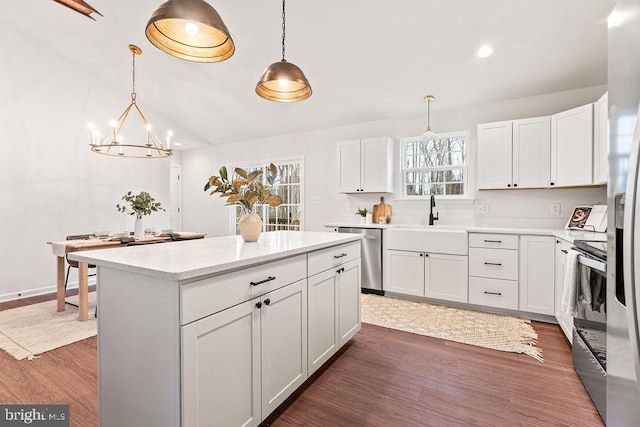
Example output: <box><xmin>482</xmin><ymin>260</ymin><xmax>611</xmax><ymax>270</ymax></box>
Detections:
<box><xmin>593</xmin><ymin>92</ymin><xmax>608</xmax><ymax>185</ymax></box>
<box><xmin>337</xmin><ymin>137</ymin><xmax>394</xmax><ymax>193</ymax></box>
<box><xmin>550</xmin><ymin>104</ymin><xmax>594</xmax><ymax>187</ymax></box>
<box><xmin>477</xmin><ymin>117</ymin><xmax>550</xmax><ymax>189</ymax></box>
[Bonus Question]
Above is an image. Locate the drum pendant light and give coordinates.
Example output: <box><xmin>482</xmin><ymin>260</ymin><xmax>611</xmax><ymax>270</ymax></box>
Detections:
<box><xmin>256</xmin><ymin>0</ymin><xmax>312</xmax><ymax>102</ymax></box>
<box><xmin>145</xmin><ymin>0</ymin><xmax>235</xmax><ymax>63</ymax></box>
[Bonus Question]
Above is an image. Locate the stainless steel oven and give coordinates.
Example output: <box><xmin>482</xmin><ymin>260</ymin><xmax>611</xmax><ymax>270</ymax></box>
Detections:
<box><xmin>572</xmin><ymin>240</ymin><xmax>607</xmax><ymax>422</ymax></box>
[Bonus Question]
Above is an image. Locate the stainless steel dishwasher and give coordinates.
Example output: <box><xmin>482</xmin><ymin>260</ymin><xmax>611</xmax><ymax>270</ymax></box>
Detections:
<box><xmin>337</xmin><ymin>227</ymin><xmax>383</xmax><ymax>294</ymax></box>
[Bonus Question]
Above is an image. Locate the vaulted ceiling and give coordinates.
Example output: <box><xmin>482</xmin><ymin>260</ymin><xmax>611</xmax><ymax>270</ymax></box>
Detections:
<box><xmin>4</xmin><ymin>0</ymin><xmax>614</xmax><ymax>150</ymax></box>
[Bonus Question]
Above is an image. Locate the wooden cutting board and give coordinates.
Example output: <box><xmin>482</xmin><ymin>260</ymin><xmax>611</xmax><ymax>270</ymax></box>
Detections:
<box><xmin>372</xmin><ymin>197</ymin><xmax>391</xmax><ymax>223</ymax></box>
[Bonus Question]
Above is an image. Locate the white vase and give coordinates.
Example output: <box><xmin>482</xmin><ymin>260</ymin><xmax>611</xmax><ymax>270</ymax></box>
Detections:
<box><xmin>239</xmin><ymin>213</ymin><xmax>263</xmax><ymax>242</ymax></box>
<box><xmin>134</xmin><ymin>216</ymin><xmax>144</xmax><ymax>238</ymax></box>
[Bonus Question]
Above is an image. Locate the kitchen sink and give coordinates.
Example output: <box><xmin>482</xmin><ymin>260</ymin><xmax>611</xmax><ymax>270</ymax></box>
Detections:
<box><xmin>386</xmin><ymin>226</ymin><xmax>468</xmax><ymax>255</ymax></box>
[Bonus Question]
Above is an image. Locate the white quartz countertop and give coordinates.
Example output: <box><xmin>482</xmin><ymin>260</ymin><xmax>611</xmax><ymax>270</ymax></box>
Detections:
<box><xmin>68</xmin><ymin>231</ymin><xmax>363</xmax><ymax>282</ymax></box>
<box><xmin>323</xmin><ymin>222</ymin><xmax>607</xmax><ymax>243</ymax></box>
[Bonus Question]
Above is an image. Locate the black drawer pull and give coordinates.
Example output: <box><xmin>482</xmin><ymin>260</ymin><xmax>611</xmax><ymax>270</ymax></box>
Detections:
<box><xmin>484</xmin><ymin>291</ymin><xmax>502</xmax><ymax>296</ymax></box>
<box><xmin>561</xmin><ymin>249</ymin><xmax>568</xmax><ymax>254</ymax></box>
<box><xmin>484</xmin><ymin>262</ymin><xmax>502</xmax><ymax>266</ymax></box>
<box><xmin>250</xmin><ymin>276</ymin><xmax>276</xmax><ymax>286</ymax></box>
<box><xmin>336</xmin><ymin>267</ymin><xmax>345</xmax><ymax>274</ymax></box>
<box><xmin>264</xmin><ymin>298</ymin><xmax>271</xmax><ymax>306</ymax></box>
<box><xmin>334</xmin><ymin>253</ymin><xmax>348</xmax><ymax>259</ymax></box>
<box><xmin>484</xmin><ymin>239</ymin><xmax>502</xmax><ymax>243</ymax></box>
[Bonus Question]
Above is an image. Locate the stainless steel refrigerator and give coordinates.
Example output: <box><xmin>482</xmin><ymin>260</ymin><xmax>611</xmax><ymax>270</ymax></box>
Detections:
<box><xmin>608</xmin><ymin>0</ymin><xmax>640</xmax><ymax>424</ymax></box>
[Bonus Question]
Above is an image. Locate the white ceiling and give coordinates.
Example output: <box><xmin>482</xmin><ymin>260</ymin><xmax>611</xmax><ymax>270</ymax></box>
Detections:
<box><xmin>4</xmin><ymin>0</ymin><xmax>614</xmax><ymax>150</ymax></box>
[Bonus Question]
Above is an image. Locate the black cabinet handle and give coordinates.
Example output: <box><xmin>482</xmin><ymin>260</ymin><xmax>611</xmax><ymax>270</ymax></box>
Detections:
<box><xmin>424</xmin><ymin>253</ymin><xmax>429</xmax><ymax>257</ymax></box>
<box><xmin>419</xmin><ymin>253</ymin><xmax>423</xmax><ymax>257</ymax></box>
<box><xmin>250</xmin><ymin>276</ymin><xmax>276</xmax><ymax>286</ymax></box>
<box><xmin>484</xmin><ymin>262</ymin><xmax>502</xmax><ymax>266</ymax></box>
<box><xmin>561</xmin><ymin>249</ymin><xmax>568</xmax><ymax>254</ymax></box>
<box><xmin>556</xmin><ymin>240</ymin><xmax>560</xmax><ymax>244</ymax></box>
<box><xmin>264</xmin><ymin>298</ymin><xmax>271</xmax><ymax>306</ymax></box>
<box><xmin>484</xmin><ymin>239</ymin><xmax>502</xmax><ymax>243</ymax></box>
<box><xmin>550</xmin><ymin>182</ymin><xmax>555</xmax><ymax>186</ymax></box>
<box><xmin>334</xmin><ymin>253</ymin><xmax>348</xmax><ymax>259</ymax></box>
<box><xmin>336</xmin><ymin>267</ymin><xmax>345</xmax><ymax>274</ymax></box>
<box><xmin>513</xmin><ymin>183</ymin><xmax>518</xmax><ymax>187</ymax></box>
<box><xmin>507</xmin><ymin>184</ymin><xmax>511</xmax><ymax>188</ymax></box>
<box><xmin>484</xmin><ymin>291</ymin><xmax>502</xmax><ymax>296</ymax></box>
<box><xmin>256</xmin><ymin>301</ymin><xmax>263</xmax><ymax>309</ymax></box>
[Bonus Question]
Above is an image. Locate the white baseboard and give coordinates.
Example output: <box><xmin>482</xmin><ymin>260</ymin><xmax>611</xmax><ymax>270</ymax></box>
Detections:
<box><xmin>0</xmin><ymin>277</ymin><xmax>98</xmax><ymax>304</ymax></box>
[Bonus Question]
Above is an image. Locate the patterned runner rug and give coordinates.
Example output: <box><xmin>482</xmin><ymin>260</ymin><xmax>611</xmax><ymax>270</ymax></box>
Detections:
<box><xmin>361</xmin><ymin>294</ymin><xmax>543</xmax><ymax>362</ymax></box>
<box><xmin>0</xmin><ymin>293</ymin><xmax>96</xmax><ymax>360</ymax></box>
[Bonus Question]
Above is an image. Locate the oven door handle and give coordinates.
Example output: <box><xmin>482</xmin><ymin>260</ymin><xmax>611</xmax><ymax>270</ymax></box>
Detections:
<box><xmin>623</xmin><ymin>101</ymin><xmax>640</xmax><ymax>387</ymax></box>
<box><xmin>577</xmin><ymin>254</ymin><xmax>606</xmax><ymax>274</ymax></box>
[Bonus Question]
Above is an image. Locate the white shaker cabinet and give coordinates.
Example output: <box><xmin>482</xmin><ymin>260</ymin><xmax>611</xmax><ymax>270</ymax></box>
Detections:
<box><xmin>519</xmin><ymin>235</ymin><xmax>555</xmax><ymax>316</ymax></box>
<box><xmin>554</xmin><ymin>238</ymin><xmax>573</xmax><ymax>342</ymax></box>
<box><xmin>550</xmin><ymin>104</ymin><xmax>594</xmax><ymax>187</ymax></box>
<box><xmin>593</xmin><ymin>92</ymin><xmax>608</xmax><ymax>185</ymax></box>
<box><xmin>182</xmin><ymin>279</ymin><xmax>308</xmax><ymax>426</ymax></box>
<box><xmin>477</xmin><ymin>121</ymin><xmax>513</xmax><ymax>189</ymax></box>
<box><xmin>477</xmin><ymin>117</ymin><xmax>550</xmax><ymax>189</ymax></box>
<box><xmin>387</xmin><ymin>250</ymin><xmax>468</xmax><ymax>303</ymax></box>
<box><xmin>337</xmin><ymin>137</ymin><xmax>394</xmax><ymax>193</ymax></box>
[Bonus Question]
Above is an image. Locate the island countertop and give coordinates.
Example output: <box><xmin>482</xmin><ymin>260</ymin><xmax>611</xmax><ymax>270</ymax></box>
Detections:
<box><xmin>68</xmin><ymin>231</ymin><xmax>363</xmax><ymax>282</ymax></box>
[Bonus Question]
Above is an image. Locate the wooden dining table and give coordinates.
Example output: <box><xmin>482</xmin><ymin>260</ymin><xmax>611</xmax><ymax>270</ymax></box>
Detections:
<box><xmin>47</xmin><ymin>233</ymin><xmax>205</xmax><ymax>321</ymax></box>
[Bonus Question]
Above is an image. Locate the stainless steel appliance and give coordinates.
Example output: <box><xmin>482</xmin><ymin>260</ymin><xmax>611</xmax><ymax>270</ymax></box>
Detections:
<box><xmin>608</xmin><ymin>1</ymin><xmax>640</xmax><ymax>424</ymax></box>
<box><xmin>572</xmin><ymin>240</ymin><xmax>607</xmax><ymax>421</ymax></box>
<box><xmin>337</xmin><ymin>227</ymin><xmax>383</xmax><ymax>294</ymax></box>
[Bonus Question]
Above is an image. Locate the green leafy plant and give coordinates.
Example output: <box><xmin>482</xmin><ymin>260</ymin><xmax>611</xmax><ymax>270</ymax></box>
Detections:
<box><xmin>204</xmin><ymin>163</ymin><xmax>283</xmax><ymax>214</ymax></box>
<box><xmin>356</xmin><ymin>208</ymin><xmax>368</xmax><ymax>217</ymax></box>
<box><xmin>116</xmin><ymin>191</ymin><xmax>165</xmax><ymax>219</ymax></box>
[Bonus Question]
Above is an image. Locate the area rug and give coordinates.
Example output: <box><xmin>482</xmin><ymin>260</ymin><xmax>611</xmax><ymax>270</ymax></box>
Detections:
<box><xmin>361</xmin><ymin>294</ymin><xmax>543</xmax><ymax>362</ymax></box>
<box><xmin>0</xmin><ymin>293</ymin><xmax>96</xmax><ymax>361</ymax></box>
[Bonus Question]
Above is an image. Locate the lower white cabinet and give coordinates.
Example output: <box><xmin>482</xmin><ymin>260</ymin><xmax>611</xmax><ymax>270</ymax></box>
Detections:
<box><xmin>182</xmin><ymin>280</ymin><xmax>307</xmax><ymax>426</ymax></box>
<box><xmin>387</xmin><ymin>250</ymin><xmax>468</xmax><ymax>303</ymax></box>
<box><xmin>554</xmin><ymin>238</ymin><xmax>573</xmax><ymax>342</ymax></box>
<box><xmin>308</xmin><ymin>258</ymin><xmax>361</xmax><ymax>375</ymax></box>
<box><xmin>519</xmin><ymin>235</ymin><xmax>555</xmax><ymax>315</ymax></box>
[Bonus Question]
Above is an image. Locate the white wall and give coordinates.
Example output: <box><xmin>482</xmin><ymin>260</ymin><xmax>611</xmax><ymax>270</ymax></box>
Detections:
<box><xmin>0</xmin><ymin>27</ymin><xmax>173</xmax><ymax>300</ymax></box>
<box><xmin>182</xmin><ymin>85</ymin><xmax>607</xmax><ymax>236</ymax></box>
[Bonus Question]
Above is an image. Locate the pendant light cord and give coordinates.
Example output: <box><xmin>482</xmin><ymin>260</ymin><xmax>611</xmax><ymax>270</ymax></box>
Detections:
<box><xmin>281</xmin><ymin>0</ymin><xmax>286</xmax><ymax>61</ymax></box>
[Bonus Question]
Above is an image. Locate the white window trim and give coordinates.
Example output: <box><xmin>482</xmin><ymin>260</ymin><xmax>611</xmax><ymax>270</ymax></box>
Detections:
<box><xmin>227</xmin><ymin>156</ymin><xmax>305</xmax><ymax>235</ymax></box>
<box><xmin>399</xmin><ymin>131</ymin><xmax>470</xmax><ymax>199</ymax></box>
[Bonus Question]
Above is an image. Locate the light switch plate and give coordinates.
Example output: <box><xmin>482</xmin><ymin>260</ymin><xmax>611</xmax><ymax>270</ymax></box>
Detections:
<box><xmin>310</xmin><ymin>196</ymin><xmax>322</xmax><ymax>205</ymax></box>
<box><xmin>551</xmin><ymin>203</ymin><xmax>561</xmax><ymax>215</ymax></box>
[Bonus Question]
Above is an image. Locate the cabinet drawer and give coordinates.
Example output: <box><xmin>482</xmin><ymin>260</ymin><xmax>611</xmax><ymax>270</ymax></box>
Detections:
<box><xmin>469</xmin><ymin>233</ymin><xmax>519</xmax><ymax>250</ymax></box>
<box><xmin>469</xmin><ymin>248</ymin><xmax>518</xmax><ymax>280</ymax></box>
<box><xmin>181</xmin><ymin>255</ymin><xmax>306</xmax><ymax>325</ymax></box>
<box><xmin>308</xmin><ymin>241</ymin><xmax>360</xmax><ymax>277</ymax></box>
<box><xmin>469</xmin><ymin>277</ymin><xmax>518</xmax><ymax>310</ymax></box>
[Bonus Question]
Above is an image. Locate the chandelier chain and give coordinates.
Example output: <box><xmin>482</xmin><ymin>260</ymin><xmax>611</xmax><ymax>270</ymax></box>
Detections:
<box><xmin>131</xmin><ymin>50</ymin><xmax>137</xmax><ymax>103</ymax></box>
<box><xmin>281</xmin><ymin>0</ymin><xmax>286</xmax><ymax>61</ymax></box>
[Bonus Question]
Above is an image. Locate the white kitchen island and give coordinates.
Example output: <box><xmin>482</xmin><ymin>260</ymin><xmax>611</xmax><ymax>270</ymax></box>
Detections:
<box><xmin>69</xmin><ymin>231</ymin><xmax>363</xmax><ymax>427</ymax></box>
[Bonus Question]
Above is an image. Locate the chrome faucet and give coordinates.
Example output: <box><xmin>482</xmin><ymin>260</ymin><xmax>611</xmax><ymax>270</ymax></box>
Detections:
<box><xmin>429</xmin><ymin>194</ymin><xmax>439</xmax><ymax>225</ymax></box>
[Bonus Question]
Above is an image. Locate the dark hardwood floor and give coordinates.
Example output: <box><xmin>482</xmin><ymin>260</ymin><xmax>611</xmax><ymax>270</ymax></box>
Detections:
<box><xmin>0</xmin><ymin>292</ymin><xmax>602</xmax><ymax>427</ymax></box>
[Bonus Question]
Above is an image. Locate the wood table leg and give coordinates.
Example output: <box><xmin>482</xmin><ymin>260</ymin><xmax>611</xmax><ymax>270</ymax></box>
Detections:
<box><xmin>78</xmin><ymin>261</ymin><xmax>89</xmax><ymax>321</ymax></box>
<box><xmin>56</xmin><ymin>256</ymin><xmax>65</xmax><ymax>312</ymax></box>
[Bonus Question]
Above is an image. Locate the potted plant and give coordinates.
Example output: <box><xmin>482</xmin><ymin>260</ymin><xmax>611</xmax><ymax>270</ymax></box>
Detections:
<box><xmin>116</xmin><ymin>191</ymin><xmax>165</xmax><ymax>238</ymax></box>
<box><xmin>356</xmin><ymin>208</ymin><xmax>368</xmax><ymax>224</ymax></box>
<box><xmin>204</xmin><ymin>164</ymin><xmax>282</xmax><ymax>242</ymax></box>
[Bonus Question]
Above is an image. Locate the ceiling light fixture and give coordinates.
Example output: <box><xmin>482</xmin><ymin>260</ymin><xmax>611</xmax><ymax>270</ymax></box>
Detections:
<box><xmin>89</xmin><ymin>45</ymin><xmax>173</xmax><ymax>159</ymax></box>
<box><xmin>146</xmin><ymin>0</ymin><xmax>235</xmax><ymax>63</ymax></box>
<box><xmin>423</xmin><ymin>95</ymin><xmax>436</xmax><ymax>137</ymax></box>
<box><xmin>255</xmin><ymin>0</ymin><xmax>312</xmax><ymax>102</ymax></box>
<box><xmin>477</xmin><ymin>45</ymin><xmax>494</xmax><ymax>58</ymax></box>
<box><xmin>53</xmin><ymin>0</ymin><xmax>102</xmax><ymax>20</ymax></box>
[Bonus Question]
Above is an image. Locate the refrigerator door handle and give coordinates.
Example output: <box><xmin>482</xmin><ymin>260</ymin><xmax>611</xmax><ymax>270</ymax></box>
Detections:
<box><xmin>623</xmin><ymin>102</ymin><xmax>640</xmax><ymax>385</ymax></box>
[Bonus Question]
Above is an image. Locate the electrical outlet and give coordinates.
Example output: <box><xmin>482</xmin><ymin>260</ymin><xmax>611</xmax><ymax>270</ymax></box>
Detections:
<box><xmin>551</xmin><ymin>203</ymin><xmax>561</xmax><ymax>215</ymax></box>
<box><xmin>477</xmin><ymin>203</ymin><xmax>489</xmax><ymax>214</ymax></box>
<box><xmin>346</xmin><ymin>203</ymin><xmax>352</xmax><ymax>213</ymax></box>
<box><xmin>310</xmin><ymin>196</ymin><xmax>322</xmax><ymax>205</ymax></box>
